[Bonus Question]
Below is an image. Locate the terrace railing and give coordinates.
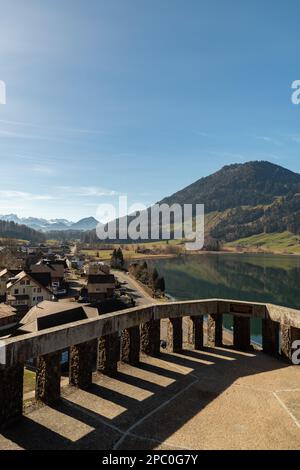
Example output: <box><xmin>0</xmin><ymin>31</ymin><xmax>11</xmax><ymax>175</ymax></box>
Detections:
<box><xmin>0</xmin><ymin>299</ymin><xmax>299</xmax><ymax>428</ymax></box>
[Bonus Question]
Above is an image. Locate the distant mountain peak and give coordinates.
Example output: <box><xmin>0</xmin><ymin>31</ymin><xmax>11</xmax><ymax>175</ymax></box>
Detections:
<box><xmin>71</xmin><ymin>216</ymin><xmax>99</xmax><ymax>230</ymax></box>
<box><xmin>0</xmin><ymin>214</ymin><xmax>98</xmax><ymax>232</ymax></box>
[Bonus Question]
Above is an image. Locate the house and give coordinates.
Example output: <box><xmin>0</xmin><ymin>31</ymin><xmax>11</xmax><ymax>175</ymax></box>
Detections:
<box><xmin>17</xmin><ymin>300</ymin><xmax>98</xmax><ymax>333</ymax></box>
<box><xmin>0</xmin><ymin>268</ymin><xmax>22</xmax><ymax>301</ymax></box>
<box><xmin>15</xmin><ymin>300</ymin><xmax>99</xmax><ymax>368</ymax></box>
<box><xmin>84</xmin><ymin>261</ymin><xmax>110</xmax><ymax>276</ymax></box>
<box><xmin>28</xmin><ymin>271</ymin><xmax>52</xmax><ymax>290</ymax></box>
<box><xmin>86</xmin><ymin>273</ymin><xmax>116</xmax><ymax>301</ymax></box>
<box><xmin>30</xmin><ymin>258</ymin><xmax>67</xmax><ymax>291</ymax></box>
<box><xmin>0</xmin><ymin>303</ymin><xmax>18</xmax><ymax>336</ymax></box>
<box><xmin>66</xmin><ymin>256</ymin><xmax>85</xmax><ymax>270</ymax></box>
<box><xmin>6</xmin><ymin>271</ymin><xmax>54</xmax><ymax>311</ymax></box>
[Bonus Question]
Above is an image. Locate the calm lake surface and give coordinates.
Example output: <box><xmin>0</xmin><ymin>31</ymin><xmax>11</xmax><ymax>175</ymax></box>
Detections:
<box><xmin>148</xmin><ymin>253</ymin><xmax>300</xmax><ymax>344</ymax></box>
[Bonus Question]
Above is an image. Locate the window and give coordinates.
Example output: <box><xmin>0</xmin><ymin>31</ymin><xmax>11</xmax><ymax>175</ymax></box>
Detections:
<box><xmin>26</xmin><ymin>280</ymin><xmax>30</xmax><ymax>285</ymax></box>
<box><xmin>14</xmin><ymin>289</ymin><xmax>19</xmax><ymax>294</ymax></box>
<box><xmin>37</xmin><ymin>296</ymin><xmax>43</xmax><ymax>302</ymax></box>
<box><xmin>32</xmin><ymin>297</ymin><xmax>36</xmax><ymax>301</ymax></box>
<box><xmin>20</xmin><ymin>280</ymin><xmax>25</xmax><ymax>285</ymax></box>
<box><xmin>23</xmin><ymin>288</ymin><xmax>25</xmax><ymax>294</ymax></box>
<box><xmin>33</xmin><ymin>288</ymin><xmax>36</xmax><ymax>293</ymax></box>
<box><xmin>37</xmin><ymin>287</ymin><xmax>41</xmax><ymax>293</ymax></box>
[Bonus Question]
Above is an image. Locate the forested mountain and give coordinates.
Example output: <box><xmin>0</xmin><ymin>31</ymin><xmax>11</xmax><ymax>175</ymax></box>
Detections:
<box><xmin>161</xmin><ymin>161</ymin><xmax>300</xmax><ymax>211</ymax></box>
<box><xmin>0</xmin><ymin>220</ymin><xmax>46</xmax><ymax>242</ymax></box>
<box><xmin>82</xmin><ymin>161</ymin><xmax>300</xmax><ymax>244</ymax></box>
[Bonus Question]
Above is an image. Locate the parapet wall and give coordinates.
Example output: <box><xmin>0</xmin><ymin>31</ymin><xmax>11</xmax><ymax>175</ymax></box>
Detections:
<box><xmin>1</xmin><ymin>298</ymin><xmax>300</xmax><ymax>366</ymax></box>
<box><xmin>0</xmin><ymin>298</ymin><xmax>299</xmax><ymax>428</ymax></box>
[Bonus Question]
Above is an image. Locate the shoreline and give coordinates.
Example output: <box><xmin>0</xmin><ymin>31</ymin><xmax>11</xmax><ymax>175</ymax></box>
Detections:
<box><xmin>125</xmin><ymin>249</ymin><xmax>300</xmax><ymax>262</ymax></box>
<box><xmin>123</xmin><ymin>270</ymin><xmax>263</xmax><ymax>347</ymax></box>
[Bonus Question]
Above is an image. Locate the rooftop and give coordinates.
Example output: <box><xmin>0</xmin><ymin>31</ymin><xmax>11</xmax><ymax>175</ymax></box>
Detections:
<box><xmin>6</xmin><ymin>271</ymin><xmax>53</xmax><ymax>295</ymax></box>
<box><xmin>27</xmin><ymin>271</ymin><xmax>52</xmax><ymax>288</ymax></box>
<box><xmin>0</xmin><ymin>303</ymin><xmax>16</xmax><ymax>319</ymax></box>
<box><xmin>87</xmin><ymin>274</ymin><xmax>115</xmax><ymax>284</ymax></box>
<box><xmin>18</xmin><ymin>300</ymin><xmax>99</xmax><ymax>333</ymax></box>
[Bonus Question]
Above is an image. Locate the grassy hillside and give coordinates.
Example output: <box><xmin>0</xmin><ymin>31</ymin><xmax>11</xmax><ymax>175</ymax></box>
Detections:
<box><xmin>226</xmin><ymin>231</ymin><xmax>300</xmax><ymax>254</ymax></box>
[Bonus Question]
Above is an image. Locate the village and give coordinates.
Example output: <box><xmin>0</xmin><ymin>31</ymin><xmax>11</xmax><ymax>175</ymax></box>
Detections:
<box><xmin>0</xmin><ymin>241</ymin><xmax>155</xmax><ymax>327</ymax></box>
<box><xmin>0</xmin><ymin>239</ymin><xmax>169</xmax><ymax>394</ymax></box>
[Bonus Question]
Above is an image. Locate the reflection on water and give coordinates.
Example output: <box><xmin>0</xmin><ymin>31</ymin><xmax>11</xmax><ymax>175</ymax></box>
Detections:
<box><xmin>148</xmin><ymin>253</ymin><xmax>300</xmax><ymax>344</ymax></box>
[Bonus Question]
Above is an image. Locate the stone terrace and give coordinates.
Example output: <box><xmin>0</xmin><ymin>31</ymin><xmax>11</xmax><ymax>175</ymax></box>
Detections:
<box><xmin>0</xmin><ymin>300</ymin><xmax>300</xmax><ymax>450</ymax></box>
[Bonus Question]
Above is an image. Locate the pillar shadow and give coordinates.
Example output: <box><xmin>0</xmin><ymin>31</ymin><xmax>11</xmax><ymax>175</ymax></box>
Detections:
<box><xmin>0</xmin><ymin>346</ymin><xmax>292</xmax><ymax>450</ymax></box>
<box><xmin>1</xmin><ymin>415</ymin><xmax>71</xmax><ymax>450</ymax></box>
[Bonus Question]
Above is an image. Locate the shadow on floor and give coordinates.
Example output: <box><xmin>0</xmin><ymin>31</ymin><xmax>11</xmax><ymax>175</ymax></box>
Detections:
<box><xmin>1</xmin><ymin>346</ymin><xmax>292</xmax><ymax>450</ymax></box>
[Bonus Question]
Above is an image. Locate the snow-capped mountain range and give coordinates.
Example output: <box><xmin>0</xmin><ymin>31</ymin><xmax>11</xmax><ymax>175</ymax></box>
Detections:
<box><xmin>0</xmin><ymin>214</ymin><xmax>99</xmax><ymax>232</ymax></box>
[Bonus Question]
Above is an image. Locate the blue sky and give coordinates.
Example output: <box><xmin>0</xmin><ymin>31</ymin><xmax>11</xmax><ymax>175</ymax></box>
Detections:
<box><xmin>1</xmin><ymin>0</ymin><xmax>300</xmax><ymax>220</ymax></box>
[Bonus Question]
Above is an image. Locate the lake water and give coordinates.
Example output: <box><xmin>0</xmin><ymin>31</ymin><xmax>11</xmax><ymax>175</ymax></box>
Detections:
<box><xmin>148</xmin><ymin>253</ymin><xmax>300</xmax><ymax>344</ymax></box>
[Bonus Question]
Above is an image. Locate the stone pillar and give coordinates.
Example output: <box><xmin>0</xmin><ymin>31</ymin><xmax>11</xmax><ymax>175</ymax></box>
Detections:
<box><xmin>141</xmin><ymin>319</ymin><xmax>160</xmax><ymax>357</ymax></box>
<box><xmin>0</xmin><ymin>363</ymin><xmax>24</xmax><ymax>428</ymax></box>
<box><xmin>233</xmin><ymin>316</ymin><xmax>251</xmax><ymax>351</ymax></box>
<box><xmin>187</xmin><ymin>316</ymin><xmax>203</xmax><ymax>350</ymax></box>
<box><xmin>36</xmin><ymin>352</ymin><xmax>61</xmax><ymax>404</ymax></box>
<box><xmin>167</xmin><ymin>317</ymin><xmax>182</xmax><ymax>353</ymax></box>
<box><xmin>121</xmin><ymin>326</ymin><xmax>140</xmax><ymax>366</ymax></box>
<box><xmin>97</xmin><ymin>333</ymin><xmax>120</xmax><ymax>376</ymax></box>
<box><xmin>207</xmin><ymin>314</ymin><xmax>223</xmax><ymax>347</ymax></box>
<box><xmin>281</xmin><ymin>325</ymin><xmax>300</xmax><ymax>363</ymax></box>
<box><xmin>262</xmin><ymin>318</ymin><xmax>279</xmax><ymax>357</ymax></box>
<box><xmin>69</xmin><ymin>340</ymin><xmax>94</xmax><ymax>389</ymax></box>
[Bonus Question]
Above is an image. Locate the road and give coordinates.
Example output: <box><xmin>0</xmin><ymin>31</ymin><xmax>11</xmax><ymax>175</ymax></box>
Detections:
<box><xmin>111</xmin><ymin>269</ymin><xmax>156</xmax><ymax>306</ymax></box>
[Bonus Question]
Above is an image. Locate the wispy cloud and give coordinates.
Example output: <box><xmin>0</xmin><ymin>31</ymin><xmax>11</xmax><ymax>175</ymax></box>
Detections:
<box><xmin>58</xmin><ymin>186</ymin><xmax>121</xmax><ymax>197</ymax></box>
<box><xmin>0</xmin><ymin>129</ymin><xmax>40</xmax><ymax>139</ymax></box>
<box><xmin>32</xmin><ymin>164</ymin><xmax>55</xmax><ymax>175</ymax></box>
<box><xmin>0</xmin><ymin>190</ymin><xmax>55</xmax><ymax>201</ymax></box>
<box><xmin>194</xmin><ymin>131</ymin><xmax>209</xmax><ymax>137</ymax></box>
<box><xmin>0</xmin><ymin>119</ymin><xmax>107</xmax><ymax>140</ymax></box>
<box><xmin>256</xmin><ymin>136</ymin><xmax>281</xmax><ymax>145</ymax></box>
<box><xmin>209</xmin><ymin>151</ymin><xmax>247</xmax><ymax>161</ymax></box>
<box><xmin>288</xmin><ymin>134</ymin><xmax>300</xmax><ymax>143</ymax></box>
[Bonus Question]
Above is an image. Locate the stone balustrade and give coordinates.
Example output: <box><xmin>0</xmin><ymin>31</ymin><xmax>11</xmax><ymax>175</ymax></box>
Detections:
<box><xmin>0</xmin><ymin>298</ymin><xmax>300</xmax><ymax>429</ymax></box>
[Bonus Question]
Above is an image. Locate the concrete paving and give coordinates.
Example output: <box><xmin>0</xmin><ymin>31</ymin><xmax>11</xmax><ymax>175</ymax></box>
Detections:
<box><xmin>1</xmin><ymin>345</ymin><xmax>300</xmax><ymax>450</ymax></box>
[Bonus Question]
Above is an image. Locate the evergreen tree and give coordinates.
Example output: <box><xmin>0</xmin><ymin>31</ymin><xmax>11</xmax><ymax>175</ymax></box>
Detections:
<box><xmin>152</xmin><ymin>268</ymin><xmax>159</xmax><ymax>286</ymax></box>
<box><xmin>155</xmin><ymin>276</ymin><xmax>165</xmax><ymax>292</ymax></box>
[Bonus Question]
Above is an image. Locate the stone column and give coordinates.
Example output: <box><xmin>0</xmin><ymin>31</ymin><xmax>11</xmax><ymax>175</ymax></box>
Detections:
<box><xmin>233</xmin><ymin>316</ymin><xmax>251</xmax><ymax>351</ymax></box>
<box><xmin>0</xmin><ymin>363</ymin><xmax>24</xmax><ymax>428</ymax></box>
<box><xmin>121</xmin><ymin>326</ymin><xmax>140</xmax><ymax>366</ymax></box>
<box><xmin>207</xmin><ymin>314</ymin><xmax>223</xmax><ymax>347</ymax></box>
<box><xmin>281</xmin><ymin>325</ymin><xmax>300</xmax><ymax>363</ymax></box>
<box><xmin>140</xmin><ymin>319</ymin><xmax>160</xmax><ymax>357</ymax></box>
<box><xmin>187</xmin><ymin>316</ymin><xmax>203</xmax><ymax>350</ymax></box>
<box><xmin>262</xmin><ymin>318</ymin><xmax>279</xmax><ymax>357</ymax></box>
<box><xmin>97</xmin><ymin>333</ymin><xmax>120</xmax><ymax>376</ymax></box>
<box><xmin>167</xmin><ymin>317</ymin><xmax>182</xmax><ymax>353</ymax></box>
<box><xmin>36</xmin><ymin>352</ymin><xmax>61</xmax><ymax>404</ymax></box>
<box><xmin>69</xmin><ymin>340</ymin><xmax>94</xmax><ymax>389</ymax></box>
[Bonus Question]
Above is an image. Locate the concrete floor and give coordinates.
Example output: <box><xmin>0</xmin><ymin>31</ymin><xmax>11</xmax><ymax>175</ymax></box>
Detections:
<box><xmin>1</xmin><ymin>345</ymin><xmax>300</xmax><ymax>450</ymax></box>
